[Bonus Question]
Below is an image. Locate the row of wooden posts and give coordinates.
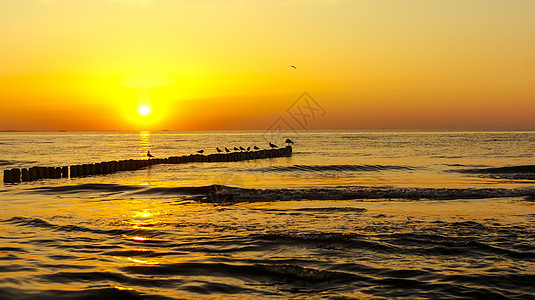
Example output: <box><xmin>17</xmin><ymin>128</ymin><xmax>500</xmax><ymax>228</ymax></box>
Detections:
<box><xmin>3</xmin><ymin>146</ymin><xmax>292</xmax><ymax>184</ymax></box>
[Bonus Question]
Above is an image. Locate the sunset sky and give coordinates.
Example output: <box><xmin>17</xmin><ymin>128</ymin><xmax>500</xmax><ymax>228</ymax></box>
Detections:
<box><xmin>1</xmin><ymin>0</ymin><xmax>534</xmax><ymax>131</ymax></box>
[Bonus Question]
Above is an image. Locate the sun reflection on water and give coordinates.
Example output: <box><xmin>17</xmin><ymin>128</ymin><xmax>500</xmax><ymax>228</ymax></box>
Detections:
<box><xmin>139</xmin><ymin>131</ymin><xmax>151</xmax><ymax>158</ymax></box>
<box><xmin>126</xmin><ymin>257</ymin><xmax>159</xmax><ymax>265</ymax></box>
<box><xmin>114</xmin><ymin>285</ymin><xmax>135</xmax><ymax>291</ymax></box>
<box><xmin>124</xmin><ymin>235</ymin><xmax>149</xmax><ymax>242</ymax></box>
<box><xmin>134</xmin><ymin>211</ymin><xmax>153</xmax><ymax>218</ymax></box>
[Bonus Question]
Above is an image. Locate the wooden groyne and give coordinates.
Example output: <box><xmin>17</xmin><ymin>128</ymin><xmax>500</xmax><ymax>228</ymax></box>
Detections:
<box><xmin>3</xmin><ymin>146</ymin><xmax>292</xmax><ymax>184</ymax></box>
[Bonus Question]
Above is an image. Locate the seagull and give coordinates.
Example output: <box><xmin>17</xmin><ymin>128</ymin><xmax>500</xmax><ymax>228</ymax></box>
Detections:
<box><xmin>269</xmin><ymin>142</ymin><xmax>278</xmax><ymax>149</ymax></box>
<box><xmin>197</xmin><ymin>149</ymin><xmax>204</xmax><ymax>154</ymax></box>
<box><xmin>239</xmin><ymin>146</ymin><xmax>245</xmax><ymax>151</ymax></box>
<box><xmin>285</xmin><ymin>138</ymin><xmax>294</xmax><ymax>145</ymax></box>
<box><xmin>234</xmin><ymin>147</ymin><xmax>239</xmax><ymax>151</ymax></box>
<box><xmin>147</xmin><ymin>151</ymin><xmax>154</xmax><ymax>158</ymax></box>
<box><xmin>225</xmin><ymin>147</ymin><xmax>230</xmax><ymax>153</ymax></box>
<box><xmin>216</xmin><ymin>147</ymin><xmax>222</xmax><ymax>153</ymax></box>
<box><xmin>253</xmin><ymin>145</ymin><xmax>259</xmax><ymax>150</ymax></box>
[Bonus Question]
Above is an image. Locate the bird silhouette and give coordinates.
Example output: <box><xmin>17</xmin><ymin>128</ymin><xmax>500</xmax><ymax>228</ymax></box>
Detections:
<box><xmin>197</xmin><ymin>149</ymin><xmax>204</xmax><ymax>154</ymax></box>
<box><xmin>253</xmin><ymin>145</ymin><xmax>259</xmax><ymax>150</ymax></box>
<box><xmin>285</xmin><ymin>138</ymin><xmax>294</xmax><ymax>145</ymax></box>
<box><xmin>225</xmin><ymin>147</ymin><xmax>230</xmax><ymax>153</ymax></box>
<box><xmin>234</xmin><ymin>147</ymin><xmax>239</xmax><ymax>151</ymax></box>
<box><xmin>290</xmin><ymin>65</ymin><xmax>297</xmax><ymax>69</ymax></box>
<box><xmin>269</xmin><ymin>142</ymin><xmax>278</xmax><ymax>148</ymax></box>
<box><xmin>247</xmin><ymin>147</ymin><xmax>250</xmax><ymax>151</ymax></box>
<box><xmin>147</xmin><ymin>151</ymin><xmax>154</xmax><ymax>158</ymax></box>
<box><xmin>216</xmin><ymin>147</ymin><xmax>222</xmax><ymax>153</ymax></box>
<box><xmin>239</xmin><ymin>146</ymin><xmax>245</xmax><ymax>151</ymax></box>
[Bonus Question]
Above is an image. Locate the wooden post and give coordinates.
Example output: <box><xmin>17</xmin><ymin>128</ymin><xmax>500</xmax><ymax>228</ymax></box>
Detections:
<box><xmin>29</xmin><ymin>167</ymin><xmax>38</xmax><ymax>181</ymax></box>
<box><xmin>21</xmin><ymin>168</ymin><xmax>30</xmax><ymax>182</ymax></box>
<box><xmin>54</xmin><ymin>167</ymin><xmax>62</xmax><ymax>178</ymax></box>
<box><xmin>61</xmin><ymin>166</ymin><xmax>68</xmax><ymax>178</ymax></box>
<box><xmin>70</xmin><ymin>165</ymin><xmax>78</xmax><ymax>178</ymax></box>
<box><xmin>42</xmin><ymin>167</ymin><xmax>49</xmax><ymax>178</ymax></box>
<box><xmin>11</xmin><ymin>169</ymin><xmax>21</xmax><ymax>183</ymax></box>
<box><xmin>3</xmin><ymin>169</ymin><xmax>12</xmax><ymax>183</ymax></box>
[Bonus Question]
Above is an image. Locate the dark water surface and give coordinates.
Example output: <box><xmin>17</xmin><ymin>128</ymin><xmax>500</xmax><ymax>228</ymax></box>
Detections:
<box><xmin>1</xmin><ymin>131</ymin><xmax>535</xmax><ymax>299</ymax></box>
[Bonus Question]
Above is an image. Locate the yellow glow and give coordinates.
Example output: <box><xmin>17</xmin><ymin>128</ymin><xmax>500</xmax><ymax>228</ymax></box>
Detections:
<box><xmin>138</xmin><ymin>105</ymin><xmax>151</xmax><ymax>116</ymax></box>
<box><xmin>111</xmin><ymin>255</ymin><xmax>158</xmax><ymax>266</ymax></box>
<box><xmin>123</xmin><ymin>235</ymin><xmax>148</xmax><ymax>241</ymax></box>
<box><xmin>1</xmin><ymin>1</ymin><xmax>534</xmax><ymax>130</ymax></box>
<box><xmin>126</xmin><ymin>257</ymin><xmax>159</xmax><ymax>265</ymax></box>
<box><xmin>134</xmin><ymin>211</ymin><xmax>153</xmax><ymax>218</ymax></box>
<box><xmin>115</xmin><ymin>286</ymin><xmax>135</xmax><ymax>291</ymax></box>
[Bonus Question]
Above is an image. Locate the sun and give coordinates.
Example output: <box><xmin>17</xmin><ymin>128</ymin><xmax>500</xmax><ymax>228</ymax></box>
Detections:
<box><xmin>138</xmin><ymin>105</ymin><xmax>151</xmax><ymax>116</ymax></box>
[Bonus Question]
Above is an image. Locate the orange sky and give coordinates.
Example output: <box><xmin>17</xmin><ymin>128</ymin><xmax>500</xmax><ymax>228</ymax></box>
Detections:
<box><xmin>1</xmin><ymin>0</ymin><xmax>534</xmax><ymax>131</ymax></box>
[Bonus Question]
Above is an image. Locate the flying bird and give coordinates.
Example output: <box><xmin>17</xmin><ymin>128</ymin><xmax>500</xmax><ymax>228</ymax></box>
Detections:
<box><xmin>225</xmin><ymin>147</ymin><xmax>230</xmax><ymax>153</ymax></box>
<box><xmin>147</xmin><ymin>151</ymin><xmax>154</xmax><ymax>158</ymax></box>
<box><xmin>289</xmin><ymin>65</ymin><xmax>297</xmax><ymax>69</ymax></box>
<box><xmin>216</xmin><ymin>147</ymin><xmax>222</xmax><ymax>153</ymax></box>
<box><xmin>269</xmin><ymin>142</ymin><xmax>278</xmax><ymax>149</ymax></box>
<box><xmin>254</xmin><ymin>145</ymin><xmax>259</xmax><ymax>150</ymax></box>
<box><xmin>197</xmin><ymin>149</ymin><xmax>204</xmax><ymax>154</ymax></box>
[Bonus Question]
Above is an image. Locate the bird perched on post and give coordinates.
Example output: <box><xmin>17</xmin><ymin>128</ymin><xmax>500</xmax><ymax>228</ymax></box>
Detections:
<box><xmin>147</xmin><ymin>151</ymin><xmax>154</xmax><ymax>158</ymax></box>
<box><xmin>254</xmin><ymin>145</ymin><xmax>259</xmax><ymax>150</ymax></box>
<box><xmin>285</xmin><ymin>139</ymin><xmax>294</xmax><ymax>146</ymax></box>
<box><xmin>216</xmin><ymin>147</ymin><xmax>222</xmax><ymax>153</ymax></box>
<box><xmin>239</xmin><ymin>146</ymin><xmax>245</xmax><ymax>151</ymax></box>
<box><xmin>225</xmin><ymin>147</ymin><xmax>230</xmax><ymax>153</ymax></box>
<box><xmin>234</xmin><ymin>147</ymin><xmax>239</xmax><ymax>151</ymax></box>
<box><xmin>247</xmin><ymin>147</ymin><xmax>250</xmax><ymax>151</ymax></box>
<box><xmin>269</xmin><ymin>142</ymin><xmax>278</xmax><ymax>148</ymax></box>
<box><xmin>197</xmin><ymin>149</ymin><xmax>204</xmax><ymax>154</ymax></box>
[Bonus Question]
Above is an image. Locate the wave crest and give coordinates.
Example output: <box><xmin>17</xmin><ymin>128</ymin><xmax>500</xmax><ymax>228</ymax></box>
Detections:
<box><xmin>14</xmin><ymin>183</ymin><xmax>535</xmax><ymax>203</ymax></box>
<box><xmin>257</xmin><ymin>164</ymin><xmax>415</xmax><ymax>173</ymax></box>
<box><xmin>458</xmin><ymin>165</ymin><xmax>535</xmax><ymax>180</ymax></box>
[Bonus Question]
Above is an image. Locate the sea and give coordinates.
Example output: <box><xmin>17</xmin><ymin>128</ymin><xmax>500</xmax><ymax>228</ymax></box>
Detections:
<box><xmin>1</xmin><ymin>130</ymin><xmax>534</xmax><ymax>299</ymax></box>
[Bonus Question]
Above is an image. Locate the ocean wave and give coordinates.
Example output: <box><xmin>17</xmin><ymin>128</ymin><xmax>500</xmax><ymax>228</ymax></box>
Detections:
<box><xmin>27</xmin><ymin>183</ymin><xmax>143</xmax><ymax>194</ymax></box>
<box><xmin>387</xmin><ymin>232</ymin><xmax>535</xmax><ymax>260</ymax></box>
<box><xmin>2</xmin><ymin>212</ymin><xmax>535</xmax><ymax>299</ymax></box>
<box><xmin>255</xmin><ymin>263</ymin><xmax>355</xmax><ymax>282</ymax></box>
<box><xmin>255</xmin><ymin>232</ymin><xmax>394</xmax><ymax>252</ymax></box>
<box><xmin>0</xmin><ymin>160</ymin><xmax>13</xmax><ymax>166</ymax></box>
<box><xmin>197</xmin><ymin>186</ymin><xmax>535</xmax><ymax>203</ymax></box>
<box><xmin>254</xmin><ymin>230</ymin><xmax>535</xmax><ymax>261</ymax></box>
<box><xmin>26</xmin><ymin>183</ymin><xmax>231</xmax><ymax>196</ymax></box>
<box><xmin>0</xmin><ymin>286</ymin><xmax>173</xmax><ymax>300</ymax></box>
<box><xmin>15</xmin><ymin>183</ymin><xmax>535</xmax><ymax>203</ymax></box>
<box><xmin>292</xmin><ymin>207</ymin><xmax>367</xmax><ymax>213</ymax></box>
<box><xmin>122</xmin><ymin>261</ymin><xmax>356</xmax><ymax>285</ymax></box>
<box><xmin>256</xmin><ymin>164</ymin><xmax>415</xmax><ymax>173</ymax></box>
<box><xmin>460</xmin><ymin>165</ymin><xmax>535</xmax><ymax>174</ymax></box>
<box><xmin>457</xmin><ymin>165</ymin><xmax>535</xmax><ymax>180</ymax></box>
<box><xmin>3</xmin><ymin>216</ymin><xmax>163</xmax><ymax>240</ymax></box>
